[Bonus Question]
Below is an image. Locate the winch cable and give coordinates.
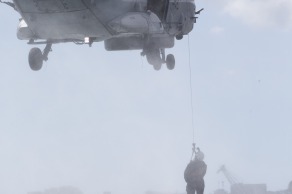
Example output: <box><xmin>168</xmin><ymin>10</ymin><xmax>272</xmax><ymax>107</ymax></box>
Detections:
<box><xmin>187</xmin><ymin>34</ymin><xmax>196</xmax><ymax>161</ymax></box>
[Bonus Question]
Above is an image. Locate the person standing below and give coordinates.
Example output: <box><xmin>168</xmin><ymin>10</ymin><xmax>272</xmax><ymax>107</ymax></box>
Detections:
<box><xmin>184</xmin><ymin>146</ymin><xmax>207</xmax><ymax>194</ymax></box>
<box><xmin>287</xmin><ymin>181</ymin><xmax>292</xmax><ymax>194</ymax></box>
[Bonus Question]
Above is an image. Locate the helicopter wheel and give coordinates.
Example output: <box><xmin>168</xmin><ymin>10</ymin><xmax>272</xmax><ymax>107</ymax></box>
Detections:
<box><xmin>28</xmin><ymin>47</ymin><xmax>43</xmax><ymax>71</ymax></box>
<box><xmin>166</xmin><ymin>54</ymin><xmax>175</xmax><ymax>70</ymax></box>
<box><xmin>176</xmin><ymin>34</ymin><xmax>183</xmax><ymax>40</ymax></box>
<box><xmin>146</xmin><ymin>49</ymin><xmax>163</xmax><ymax>71</ymax></box>
<box><xmin>153</xmin><ymin>63</ymin><xmax>162</xmax><ymax>71</ymax></box>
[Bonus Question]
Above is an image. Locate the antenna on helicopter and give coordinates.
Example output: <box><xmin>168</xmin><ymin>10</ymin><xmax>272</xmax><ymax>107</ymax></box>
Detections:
<box><xmin>192</xmin><ymin>8</ymin><xmax>204</xmax><ymax>23</ymax></box>
<box><xmin>195</xmin><ymin>8</ymin><xmax>204</xmax><ymax>15</ymax></box>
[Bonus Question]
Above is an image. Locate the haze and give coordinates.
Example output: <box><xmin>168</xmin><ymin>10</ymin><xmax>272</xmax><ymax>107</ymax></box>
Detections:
<box><xmin>0</xmin><ymin>1</ymin><xmax>291</xmax><ymax>194</ymax></box>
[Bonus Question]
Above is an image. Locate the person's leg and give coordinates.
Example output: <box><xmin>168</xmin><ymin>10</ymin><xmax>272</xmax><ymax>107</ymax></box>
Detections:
<box><xmin>195</xmin><ymin>180</ymin><xmax>205</xmax><ymax>194</ymax></box>
<box><xmin>186</xmin><ymin>184</ymin><xmax>196</xmax><ymax>194</ymax></box>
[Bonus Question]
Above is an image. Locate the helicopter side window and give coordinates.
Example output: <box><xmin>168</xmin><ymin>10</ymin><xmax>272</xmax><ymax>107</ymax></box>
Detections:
<box><xmin>147</xmin><ymin>0</ymin><xmax>168</xmax><ymax>20</ymax></box>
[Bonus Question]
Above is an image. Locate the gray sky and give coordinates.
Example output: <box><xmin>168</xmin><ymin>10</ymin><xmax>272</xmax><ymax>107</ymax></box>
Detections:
<box><xmin>0</xmin><ymin>1</ymin><xmax>292</xmax><ymax>194</ymax></box>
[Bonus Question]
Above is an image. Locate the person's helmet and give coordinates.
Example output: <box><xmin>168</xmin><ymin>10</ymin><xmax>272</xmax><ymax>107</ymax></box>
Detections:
<box><xmin>195</xmin><ymin>150</ymin><xmax>205</xmax><ymax>161</ymax></box>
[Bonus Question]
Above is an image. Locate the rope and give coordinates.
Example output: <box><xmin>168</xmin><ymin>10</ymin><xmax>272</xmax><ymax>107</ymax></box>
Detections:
<box><xmin>187</xmin><ymin>34</ymin><xmax>195</xmax><ymax>144</ymax></box>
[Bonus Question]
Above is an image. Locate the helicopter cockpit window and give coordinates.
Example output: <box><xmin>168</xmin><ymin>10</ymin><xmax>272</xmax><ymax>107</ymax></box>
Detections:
<box><xmin>147</xmin><ymin>0</ymin><xmax>168</xmax><ymax>21</ymax></box>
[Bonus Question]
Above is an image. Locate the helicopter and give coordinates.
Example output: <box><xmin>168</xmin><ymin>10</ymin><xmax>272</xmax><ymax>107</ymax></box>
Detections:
<box><xmin>1</xmin><ymin>0</ymin><xmax>203</xmax><ymax>71</ymax></box>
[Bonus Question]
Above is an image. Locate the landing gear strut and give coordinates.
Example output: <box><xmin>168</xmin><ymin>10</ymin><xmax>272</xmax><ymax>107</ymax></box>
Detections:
<box><xmin>142</xmin><ymin>48</ymin><xmax>175</xmax><ymax>71</ymax></box>
<box><xmin>28</xmin><ymin>43</ymin><xmax>52</xmax><ymax>71</ymax></box>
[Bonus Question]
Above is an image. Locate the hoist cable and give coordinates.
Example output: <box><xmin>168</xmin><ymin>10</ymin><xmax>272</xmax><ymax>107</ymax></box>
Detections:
<box><xmin>187</xmin><ymin>34</ymin><xmax>195</xmax><ymax>145</ymax></box>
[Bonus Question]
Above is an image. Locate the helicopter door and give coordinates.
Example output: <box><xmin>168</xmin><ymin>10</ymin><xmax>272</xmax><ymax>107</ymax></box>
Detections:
<box><xmin>147</xmin><ymin>0</ymin><xmax>169</xmax><ymax>21</ymax></box>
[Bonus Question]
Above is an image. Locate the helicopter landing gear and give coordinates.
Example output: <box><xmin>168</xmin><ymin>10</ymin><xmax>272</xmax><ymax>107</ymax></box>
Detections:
<box><xmin>145</xmin><ymin>48</ymin><xmax>163</xmax><ymax>71</ymax></box>
<box><xmin>166</xmin><ymin>54</ymin><xmax>175</xmax><ymax>70</ymax></box>
<box><xmin>28</xmin><ymin>43</ymin><xmax>52</xmax><ymax>71</ymax></box>
<box><xmin>142</xmin><ymin>48</ymin><xmax>175</xmax><ymax>71</ymax></box>
<box><xmin>29</xmin><ymin>48</ymin><xmax>43</xmax><ymax>71</ymax></box>
<box><xmin>176</xmin><ymin>34</ymin><xmax>183</xmax><ymax>40</ymax></box>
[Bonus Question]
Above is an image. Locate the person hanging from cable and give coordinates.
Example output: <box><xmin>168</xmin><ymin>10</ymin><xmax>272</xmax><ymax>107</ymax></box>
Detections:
<box><xmin>184</xmin><ymin>144</ymin><xmax>207</xmax><ymax>194</ymax></box>
<box><xmin>287</xmin><ymin>181</ymin><xmax>292</xmax><ymax>194</ymax></box>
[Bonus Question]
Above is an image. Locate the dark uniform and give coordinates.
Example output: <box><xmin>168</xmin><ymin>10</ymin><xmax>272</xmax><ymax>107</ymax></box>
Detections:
<box><xmin>184</xmin><ymin>159</ymin><xmax>207</xmax><ymax>194</ymax></box>
<box><xmin>288</xmin><ymin>181</ymin><xmax>292</xmax><ymax>194</ymax></box>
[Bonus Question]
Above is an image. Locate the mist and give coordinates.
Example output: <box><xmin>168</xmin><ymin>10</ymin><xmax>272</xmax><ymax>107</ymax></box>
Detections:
<box><xmin>0</xmin><ymin>1</ymin><xmax>292</xmax><ymax>194</ymax></box>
